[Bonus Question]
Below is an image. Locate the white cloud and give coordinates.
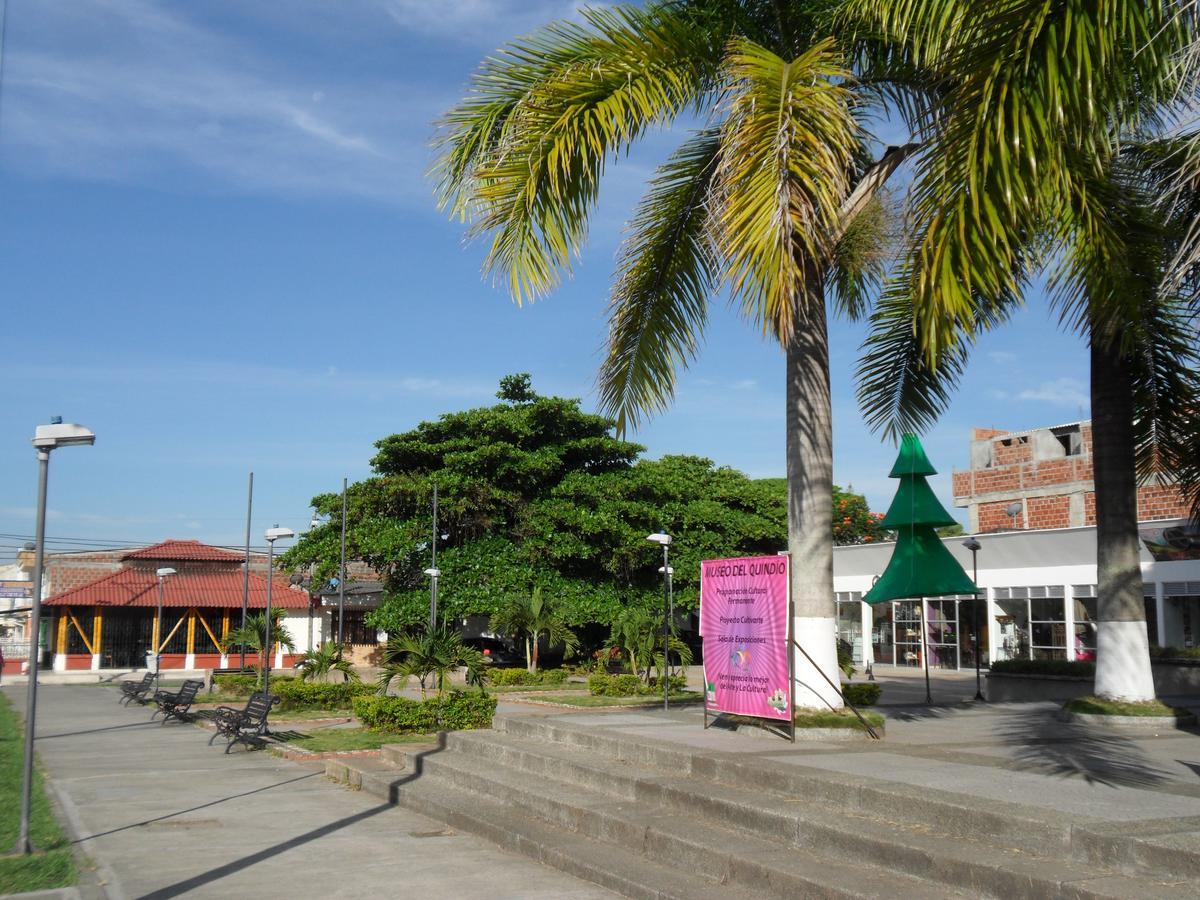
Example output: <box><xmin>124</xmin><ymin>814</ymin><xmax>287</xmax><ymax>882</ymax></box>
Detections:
<box><xmin>1017</xmin><ymin>378</ymin><xmax>1090</xmax><ymax>409</ymax></box>
<box><xmin>988</xmin><ymin>350</ymin><xmax>1017</xmax><ymax>364</ymax></box>
<box><xmin>0</xmin><ymin>1</ymin><xmax>447</xmax><ymax>205</ymax></box>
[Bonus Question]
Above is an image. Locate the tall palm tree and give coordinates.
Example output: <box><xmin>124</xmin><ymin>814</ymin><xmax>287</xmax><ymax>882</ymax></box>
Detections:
<box><xmin>846</xmin><ymin>1</ymin><xmax>1199</xmax><ymax>701</ymax></box>
<box><xmin>437</xmin><ymin>1</ymin><xmax>933</xmax><ymax>708</ymax></box>
<box><xmin>490</xmin><ymin>587</ymin><xmax>579</xmax><ymax>672</ymax></box>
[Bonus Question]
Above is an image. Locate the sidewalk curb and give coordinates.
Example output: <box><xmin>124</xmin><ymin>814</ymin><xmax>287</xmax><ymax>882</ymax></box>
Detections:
<box><xmin>44</xmin><ymin>778</ymin><xmax>127</xmax><ymax>900</ymax></box>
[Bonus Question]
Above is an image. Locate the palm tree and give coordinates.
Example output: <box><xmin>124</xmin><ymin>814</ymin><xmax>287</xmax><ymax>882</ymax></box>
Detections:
<box><xmin>226</xmin><ymin>610</ymin><xmax>295</xmax><ymax>688</ymax></box>
<box><xmin>846</xmin><ymin>2</ymin><xmax>1199</xmax><ymax>701</ymax></box>
<box><xmin>489</xmin><ymin>587</ymin><xmax>579</xmax><ymax>672</ymax></box>
<box><xmin>378</xmin><ymin>628</ymin><xmax>487</xmax><ymax>698</ymax></box>
<box><xmin>294</xmin><ymin>641</ymin><xmax>360</xmax><ymax>684</ymax></box>
<box><xmin>437</xmin><ymin>2</ymin><xmax>934</xmax><ymax>708</ymax></box>
<box><xmin>606</xmin><ymin>604</ymin><xmax>693</xmax><ymax>684</ymax></box>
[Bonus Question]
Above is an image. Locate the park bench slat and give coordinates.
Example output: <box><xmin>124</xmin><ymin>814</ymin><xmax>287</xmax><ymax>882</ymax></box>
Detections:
<box><xmin>119</xmin><ymin>671</ymin><xmax>157</xmax><ymax>706</ymax></box>
<box><xmin>208</xmin><ymin>691</ymin><xmax>280</xmax><ymax>753</ymax></box>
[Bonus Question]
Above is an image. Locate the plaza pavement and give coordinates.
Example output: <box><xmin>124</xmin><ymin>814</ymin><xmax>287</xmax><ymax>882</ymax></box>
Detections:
<box><xmin>2</xmin><ymin>684</ymin><xmax>616</xmax><ymax>900</ymax></box>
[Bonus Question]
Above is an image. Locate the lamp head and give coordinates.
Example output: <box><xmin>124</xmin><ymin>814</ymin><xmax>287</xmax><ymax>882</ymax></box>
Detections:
<box><xmin>32</xmin><ymin>422</ymin><xmax>95</xmax><ymax>449</ymax></box>
<box><xmin>424</xmin><ymin>567</ymin><xmax>441</xmax><ymax>577</ymax></box>
<box><xmin>962</xmin><ymin>537</ymin><xmax>982</xmax><ymax>552</ymax></box>
<box><xmin>645</xmin><ymin>532</ymin><xmax>672</xmax><ymax>545</ymax></box>
<box><xmin>156</xmin><ymin>567</ymin><xmax>176</xmax><ymax>578</ymax></box>
<box><xmin>309</xmin><ymin>514</ymin><xmax>322</xmax><ymax>530</ymax></box>
<box><xmin>265</xmin><ymin>527</ymin><xmax>296</xmax><ymax>542</ymax></box>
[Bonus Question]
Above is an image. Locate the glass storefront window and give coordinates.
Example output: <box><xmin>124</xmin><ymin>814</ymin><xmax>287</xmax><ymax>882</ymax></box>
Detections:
<box><xmin>871</xmin><ymin>603</ymin><xmax>894</xmax><ymax>665</ymax></box>
<box><xmin>895</xmin><ymin>600</ymin><xmax>923</xmax><ymax>667</ymax></box>
<box><xmin>836</xmin><ymin>598</ymin><xmax>864</xmax><ymax>664</ymax></box>
<box><xmin>1074</xmin><ymin>597</ymin><xmax>1097</xmax><ymax>661</ymax></box>
<box><xmin>995</xmin><ymin>598</ymin><xmax>1029</xmax><ymax>661</ymax></box>
<box><xmin>959</xmin><ymin>596</ymin><xmax>988</xmax><ymax>667</ymax></box>
<box><xmin>1030</xmin><ymin>595</ymin><xmax>1067</xmax><ymax>660</ymax></box>
<box><xmin>926</xmin><ymin>599</ymin><xmax>959</xmax><ymax>669</ymax></box>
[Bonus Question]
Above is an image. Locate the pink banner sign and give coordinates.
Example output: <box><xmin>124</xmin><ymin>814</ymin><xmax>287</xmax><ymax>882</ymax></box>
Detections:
<box><xmin>700</xmin><ymin>555</ymin><xmax>790</xmax><ymax>721</ymax></box>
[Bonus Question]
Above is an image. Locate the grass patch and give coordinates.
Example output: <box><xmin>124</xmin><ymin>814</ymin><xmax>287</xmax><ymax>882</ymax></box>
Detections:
<box><xmin>273</xmin><ymin>728</ymin><xmax>437</xmax><ymax>753</ymax></box>
<box><xmin>721</xmin><ymin>707</ymin><xmax>886</xmax><ymax>732</ymax></box>
<box><xmin>532</xmin><ymin>691</ymin><xmax>703</xmax><ymax>708</ymax></box>
<box><xmin>485</xmin><ymin>682</ymin><xmax>588</xmax><ymax>694</ymax></box>
<box><xmin>0</xmin><ymin>694</ymin><xmax>77</xmax><ymax>895</ymax></box>
<box><xmin>1064</xmin><ymin>696</ymin><xmax>1187</xmax><ymax>718</ymax></box>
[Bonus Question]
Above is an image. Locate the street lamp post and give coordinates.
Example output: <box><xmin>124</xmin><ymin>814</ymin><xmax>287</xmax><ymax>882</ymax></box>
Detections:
<box><xmin>15</xmin><ymin>420</ymin><xmax>94</xmax><ymax>856</ymax></box>
<box><xmin>154</xmin><ymin>568</ymin><xmax>176</xmax><ymax>676</ymax></box>
<box><xmin>339</xmin><ymin>477</ymin><xmax>348</xmax><ymax>645</ymax></box>
<box><xmin>263</xmin><ymin>527</ymin><xmax>296</xmax><ymax>699</ymax></box>
<box><xmin>646</xmin><ymin>533</ymin><xmax>672</xmax><ymax>712</ymax></box>
<box><xmin>962</xmin><ymin>537</ymin><xmax>984</xmax><ymax>701</ymax></box>
<box><xmin>424</xmin><ymin>568</ymin><xmax>440</xmax><ymax>629</ymax></box>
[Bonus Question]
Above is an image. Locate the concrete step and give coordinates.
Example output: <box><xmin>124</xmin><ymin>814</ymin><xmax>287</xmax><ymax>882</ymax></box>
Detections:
<box><xmin>496</xmin><ymin>716</ymin><xmax>1078</xmax><ymax>851</ymax></box>
<box><xmin>328</xmin><ymin>756</ymin><xmax>746</xmax><ymax>900</ymax></box>
<box><xmin>428</xmin><ymin>736</ymin><xmax>1190</xmax><ymax>900</ymax></box>
<box><xmin>493</xmin><ymin>717</ymin><xmax>1200</xmax><ymax>888</ymax></box>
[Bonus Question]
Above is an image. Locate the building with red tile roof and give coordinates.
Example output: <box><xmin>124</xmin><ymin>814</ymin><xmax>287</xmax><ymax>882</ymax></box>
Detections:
<box><xmin>41</xmin><ymin>539</ymin><xmax>317</xmax><ymax>673</ymax></box>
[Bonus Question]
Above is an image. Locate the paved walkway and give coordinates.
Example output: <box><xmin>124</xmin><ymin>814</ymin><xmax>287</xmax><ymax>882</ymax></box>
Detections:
<box><xmin>3</xmin><ymin>684</ymin><xmax>616</xmax><ymax>900</ymax></box>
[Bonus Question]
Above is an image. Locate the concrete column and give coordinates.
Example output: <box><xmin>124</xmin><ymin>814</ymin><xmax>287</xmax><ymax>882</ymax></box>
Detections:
<box><xmin>1064</xmin><ymin>585</ymin><xmax>1076</xmax><ymax>662</ymax></box>
<box><xmin>1155</xmin><ymin>583</ymin><xmax>1166</xmax><ymax>649</ymax></box>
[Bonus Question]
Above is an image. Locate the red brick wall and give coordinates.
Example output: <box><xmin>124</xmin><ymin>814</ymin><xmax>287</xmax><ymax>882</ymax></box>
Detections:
<box><xmin>1026</xmin><ymin>495</ymin><xmax>1071</xmax><ymax>529</ymax></box>
<box><xmin>1138</xmin><ymin>483</ymin><xmax>1191</xmax><ymax>521</ymax></box>
<box><xmin>1084</xmin><ymin>491</ymin><xmax>1097</xmax><ymax>525</ymax></box>
<box><xmin>65</xmin><ymin>654</ymin><xmax>92</xmax><ymax>670</ymax></box>
<box><xmin>992</xmin><ymin>437</ymin><xmax>1034</xmax><ymax>467</ymax></box>
<box><xmin>193</xmin><ymin>653</ymin><xmax>222</xmax><ymax>668</ymax></box>
<box><xmin>979</xmin><ymin>501</ymin><xmax>1021</xmax><ymax>533</ymax></box>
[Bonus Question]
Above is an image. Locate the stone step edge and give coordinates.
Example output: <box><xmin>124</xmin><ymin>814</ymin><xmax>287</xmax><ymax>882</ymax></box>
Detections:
<box><xmin>368</xmin><ymin>764</ymin><xmax>966</xmax><ymax>900</ymax></box>
<box><xmin>325</xmin><ymin>758</ymin><xmax>740</xmax><ymax>900</ymax></box>
<box><xmin>494</xmin><ymin>716</ymin><xmax>1079</xmax><ymax>850</ymax></box>
<box><xmin>424</xmin><ymin>738</ymin><xmax>1173</xmax><ymax>900</ymax></box>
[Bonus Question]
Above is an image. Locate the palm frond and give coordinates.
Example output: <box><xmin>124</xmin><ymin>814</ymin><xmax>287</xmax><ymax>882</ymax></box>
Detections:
<box><xmin>856</xmin><ymin>263</ymin><xmax>1022</xmax><ymax>440</ymax></box>
<box><xmin>713</xmin><ymin>37</ymin><xmax>860</xmax><ymax>342</ymax></box>
<box><xmin>435</xmin><ymin>4</ymin><xmax>720</xmax><ymax>303</ymax></box>
<box><xmin>596</xmin><ymin>128</ymin><xmax>721</xmax><ymax>435</ymax></box>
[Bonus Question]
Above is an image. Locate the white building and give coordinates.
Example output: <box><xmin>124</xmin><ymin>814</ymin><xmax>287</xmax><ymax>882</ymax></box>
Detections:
<box><xmin>832</xmin><ymin>518</ymin><xmax>1200</xmax><ymax>670</ymax></box>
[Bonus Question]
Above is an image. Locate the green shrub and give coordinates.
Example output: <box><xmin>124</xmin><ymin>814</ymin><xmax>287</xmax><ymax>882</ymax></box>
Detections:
<box><xmin>1149</xmin><ymin>646</ymin><xmax>1200</xmax><ymax>660</ymax></box>
<box><xmin>989</xmin><ymin>659</ymin><xmax>1094</xmax><ymax>677</ymax></box>
<box><xmin>353</xmin><ymin>691</ymin><xmax>498</xmax><ymax>733</ymax></box>
<box><xmin>213</xmin><ymin>673</ymin><xmax>280</xmax><ymax>696</ymax></box>
<box><xmin>486</xmin><ymin>667</ymin><xmax>569</xmax><ymax>686</ymax></box>
<box><xmin>842</xmin><ymin>682</ymin><xmax>882</xmax><ymax>706</ymax></box>
<box><xmin>588</xmin><ymin>673</ymin><xmax>686</xmax><ymax>697</ymax></box>
<box><xmin>272</xmin><ymin>679</ymin><xmax>374</xmax><ymax>710</ymax></box>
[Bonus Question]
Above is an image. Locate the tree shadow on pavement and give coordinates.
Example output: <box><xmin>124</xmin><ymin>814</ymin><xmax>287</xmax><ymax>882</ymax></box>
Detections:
<box><xmin>135</xmin><ymin>734</ymin><xmax>449</xmax><ymax>900</ymax></box>
<box><xmin>996</xmin><ymin>707</ymin><xmax>1170</xmax><ymax>788</ymax></box>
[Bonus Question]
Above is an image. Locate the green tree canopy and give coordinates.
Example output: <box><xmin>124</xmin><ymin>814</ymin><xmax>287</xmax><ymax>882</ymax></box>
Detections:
<box><xmin>280</xmin><ymin>377</ymin><xmax>884</xmax><ymax>633</ymax></box>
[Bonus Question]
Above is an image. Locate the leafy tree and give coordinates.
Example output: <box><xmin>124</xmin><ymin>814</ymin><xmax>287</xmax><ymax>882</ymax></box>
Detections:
<box><xmin>434</xmin><ymin>2</ymin><xmax>937</xmax><ymax>707</ymax></box>
<box><xmin>377</xmin><ymin>628</ymin><xmax>486</xmax><ymax>698</ymax></box>
<box><xmin>294</xmin><ymin>642</ymin><xmax>360</xmax><ymax>684</ymax></box>
<box><xmin>489</xmin><ymin>586</ymin><xmax>579</xmax><ymax>671</ymax></box>
<box><xmin>832</xmin><ymin>485</ymin><xmax>888</xmax><ymax>545</ymax></box>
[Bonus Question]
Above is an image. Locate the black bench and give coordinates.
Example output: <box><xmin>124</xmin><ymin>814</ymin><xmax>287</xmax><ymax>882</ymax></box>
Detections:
<box><xmin>119</xmin><ymin>671</ymin><xmax>157</xmax><ymax>706</ymax></box>
<box><xmin>209</xmin><ymin>691</ymin><xmax>279</xmax><ymax>753</ymax></box>
<box><xmin>152</xmin><ymin>679</ymin><xmax>204</xmax><ymax>724</ymax></box>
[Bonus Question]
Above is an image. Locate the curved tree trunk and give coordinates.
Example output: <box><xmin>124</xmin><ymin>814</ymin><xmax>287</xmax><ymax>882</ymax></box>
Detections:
<box><xmin>788</xmin><ymin>287</ymin><xmax>841</xmax><ymax>709</ymax></box>
<box><xmin>1090</xmin><ymin>330</ymin><xmax>1155</xmax><ymax>701</ymax></box>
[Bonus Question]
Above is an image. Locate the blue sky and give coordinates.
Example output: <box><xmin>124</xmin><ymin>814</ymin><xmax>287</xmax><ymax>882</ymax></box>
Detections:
<box><xmin>0</xmin><ymin>0</ymin><xmax>1091</xmax><ymax>561</ymax></box>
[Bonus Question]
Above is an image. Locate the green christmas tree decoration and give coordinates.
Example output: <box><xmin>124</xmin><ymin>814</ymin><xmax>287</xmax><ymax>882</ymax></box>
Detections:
<box><xmin>864</xmin><ymin>434</ymin><xmax>978</xmax><ymax>605</ymax></box>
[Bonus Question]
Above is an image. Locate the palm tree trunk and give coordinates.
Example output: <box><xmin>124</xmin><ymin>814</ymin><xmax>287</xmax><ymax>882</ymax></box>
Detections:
<box><xmin>531</xmin><ymin>632</ymin><xmax>540</xmax><ymax>672</ymax></box>
<box><xmin>1090</xmin><ymin>329</ymin><xmax>1155</xmax><ymax>701</ymax></box>
<box><xmin>787</xmin><ymin>286</ymin><xmax>841</xmax><ymax>709</ymax></box>
<box><xmin>525</xmin><ymin>636</ymin><xmax>532</xmax><ymax>673</ymax></box>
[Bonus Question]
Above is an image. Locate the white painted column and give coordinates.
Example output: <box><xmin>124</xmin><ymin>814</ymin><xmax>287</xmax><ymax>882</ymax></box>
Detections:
<box><xmin>1064</xmin><ymin>585</ymin><xmax>1076</xmax><ymax>662</ymax></box>
<box><xmin>985</xmin><ymin>589</ymin><xmax>998</xmax><ymax>665</ymax></box>
<box><xmin>184</xmin><ymin>653</ymin><xmax>195</xmax><ymax>670</ymax></box>
<box><xmin>860</xmin><ymin>600</ymin><xmax>873</xmax><ymax>670</ymax></box>
<box><xmin>91</xmin><ymin>653</ymin><xmax>101</xmax><ymax>671</ymax></box>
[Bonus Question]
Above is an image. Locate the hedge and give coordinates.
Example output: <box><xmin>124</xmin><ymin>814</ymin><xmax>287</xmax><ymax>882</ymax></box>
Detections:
<box><xmin>213</xmin><ymin>673</ymin><xmax>283</xmax><ymax>696</ymax></box>
<box><xmin>989</xmin><ymin>659</ymin><xmax>1095</xmax><ymax>677</ymax></box>
<box><xmin>1150</xmin><ymin>646</ymin><xmax>1200</xmax><ymax>660</ymax></box>
<box><xmin>272</xmin><ymin>679</ymin><xmax>374</xmax><ymax>710</ymax></box>
<box><xmin>353</xmin><ymin>692</ymin><xmax>498</xmax><ymax>733</ymax></box>
<box><xmin>841</xmin><ymin>683</ymin><xmax>882</xmax><ymax>707</ymax></box>
<box><xmin>588</xmin><ymin>673</ymin><xmax>687</xmax><ymax>697</ymax></box>
<box><xmin>486</xmin><ymin>668</ymin><xmax>568</xmax><ymax>686</ymax></box>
